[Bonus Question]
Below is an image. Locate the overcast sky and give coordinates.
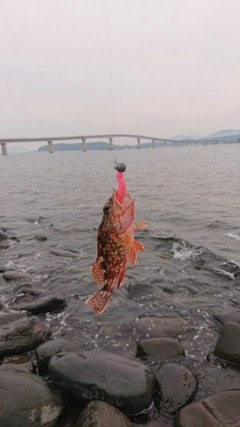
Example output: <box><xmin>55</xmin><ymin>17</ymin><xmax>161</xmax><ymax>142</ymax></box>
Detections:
<box><xmin>1</xmin><ymin>0</ymin><xmax>240</xmax><ymax>151</ymax></box>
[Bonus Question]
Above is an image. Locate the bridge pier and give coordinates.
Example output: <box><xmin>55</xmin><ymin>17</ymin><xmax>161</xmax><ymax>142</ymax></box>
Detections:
<box><xmin>109</xmin><ymin>137</ymin><xmax>113</xmax><ymax>150</ymax></box>
<box><xmin>164</xmin><ymin>140</ymin><xmax>167</xmax><ymax>147</ymax></box>
<box><xmin>195</xmin><ymin>141</ymin><xmax>198</xmax><ymax>145</ymax></box>
<box><xmin>185</xmin><ymin>141</ymin><xmax>188</xmax><ymax>146</ymax></box>
<box><xmin>1</xmin><ymin>142</ymin><xmax>7</xmax><ymax>155</ymax></box>
<box><xmin>82</xmin><ymin>138</ymin><xmax>86</xmax><ymax>152</ymax></box>
<box><xmin>175</xmin><ymin>141</ymin><xmax>178</xmax><ymax>147</ymax></box>
<box><xmin>137</xmin><ymin>138</ymin><xmax>141</xmax><ymax>149</ymax></box>
<box><xmin>152</xmin><ymin>139</ymin><xmax>155</xmax><ymax>148</ymax></box>
<box><xmin>48</xmin><ymin>141</ymin><xmax>54</xmax><ymax>153</ymax></box>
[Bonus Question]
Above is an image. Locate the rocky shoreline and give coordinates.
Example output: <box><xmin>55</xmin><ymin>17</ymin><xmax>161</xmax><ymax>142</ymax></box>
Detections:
<box><xmin>0</xmin><ymin>277</ymin><xmax>240</xmax><ymax>426</ymax></box>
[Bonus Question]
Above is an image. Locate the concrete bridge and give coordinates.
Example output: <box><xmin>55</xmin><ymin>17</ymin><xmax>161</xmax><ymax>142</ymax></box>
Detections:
<box><xmin>0</xmin><ymin>133</ymin><xmax>229</xmax><ymax>155</ymax></box>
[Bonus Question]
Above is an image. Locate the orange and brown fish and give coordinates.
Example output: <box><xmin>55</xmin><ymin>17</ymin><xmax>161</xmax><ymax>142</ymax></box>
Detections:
<box><xmin>86</xmin><ymin>167</ymin><xmax>147</xmax><ymax>314</ymax></box>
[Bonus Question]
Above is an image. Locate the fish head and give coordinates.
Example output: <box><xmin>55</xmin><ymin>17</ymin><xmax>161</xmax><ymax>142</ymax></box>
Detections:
<box><xmin>101</xmin><ymin>190</ymin><xmax>135</xmax><ymax>234</ymax></box>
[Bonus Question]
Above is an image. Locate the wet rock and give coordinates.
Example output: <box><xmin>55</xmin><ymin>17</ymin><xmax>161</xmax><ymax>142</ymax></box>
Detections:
<box><xmin>34</xmin><ymin>234</ymin><xmax>48</xmax><ymax>242</ymax></box>
<box><xmin>12</xmin><ymin>294</ymin><xmax>66</xmax><ymax>314</ymax></box>
<box><xmin>214</xmin><ymin>322</ymin><xmax>240</xmax><ymax>364</ymax></box>
<box><xmin>77</xmin><ymin>401</ymin><xmax>132</xmax><ymax>427</ymax></box>
<box><xmin>136</xmin><ymin>314</ymin><xmax>185</xmax><ymax>338</ymax></box>
<box><xmin>0</xmin><ymin>230</ymin><xmax>8</xmax><ymax>241</ymax></box>
<box><xmin>3</xmin><ymin>271</ymin><xmax>33</xmax><ymax>281</ymax></box>
<box><xmin>0</xmin><ymin>317</ymin><xmax>51</xmax><ymax>358</ymax></box>
<box><xmin>0</xmin><ymin>368</ymin><xmax>63</xmax><ymax>427</ymax></box>
<box><xmin>36</xmin><ymin>338</ymin><xmax>79</xmax><ymax>374</ymax></box>
<box><xmin>213</xmin><ymin>310</ymin><xmax>240</xmax><ymax>326</ymax></box>
<box><xmin>154</xmin><ymin>363</ymin><xmax>197</xmax><ymax>414</ymax></box>
<box><xmin>0</xmin><ymin>311</ymin><xmax>28</xmax><ymax>327</ymax></box>
<box><xmin>1</xmin><ymin>355</ymin><xmax>33</xmax><ymax>373</ymax></box>
<box><xmin>50</xmin><ymin>248</ymin><xmax>79</xmax><ymax>258</ymax></box>
<box><xmin>128</xmin><ymin>283</ymin><xmax>161</xmax><ymax>299</ymax></box>
<box><xmin>49</xmin><ymin>350</ymin><xmax>155</xmax><ymax>414</ymax></box>
<box><xmin>137</xmin><ymin>337</ymin><xmax>185</xmax><ymax>362</ymax></box>
<box><xmin>0</xmin><ymin>243</ymin><xmax>9</xmax><ymax>250</ymax></box>
<box><xmin>175</xmin><ymin>390</ymin><xmax>240</xmax><ymax>427</ymax></box>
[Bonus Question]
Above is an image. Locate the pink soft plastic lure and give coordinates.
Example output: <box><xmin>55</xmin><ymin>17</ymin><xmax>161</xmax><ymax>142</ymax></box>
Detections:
<box><xmin>114</xmin><ymin>161</ymin><xmax>127</xmax><ymax>203</ymax></box>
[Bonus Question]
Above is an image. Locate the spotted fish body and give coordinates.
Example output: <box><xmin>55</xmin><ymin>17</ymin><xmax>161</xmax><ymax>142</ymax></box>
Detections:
<box><xmin>86</xmin><ymin>190</ymin><xmax>147</xmax><ymax>314</ymax></box>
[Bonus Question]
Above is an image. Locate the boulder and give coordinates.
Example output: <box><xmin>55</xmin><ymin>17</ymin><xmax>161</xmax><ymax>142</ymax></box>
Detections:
<box><xmin>36</xmin><ymin>338</ymin><xmax>79</xmax><ymax>374</ymax></box>
<box><xmin>0</xmin><ymin>368</ymin><xmax>63</xmax><ymax>427</ymax></box>
<box><xmin>154</xmin><ymin>363</ymin><xmax>197</xmax><ymax>414</ymax></box>
<box><xmin>175</xmin><ymin>389</ymin><xmax>240</xmax><ymax>427</ymax></box>
<box><xmin>34</xmin><ymin>235</ymin><xmax>48</xmax><ymax>242</ymax></box>
<box><xmin>0</xmin><ymin>317</ymin><xmax>51</xmax><ymax>358</ymax></box>
<box><xmin>214</xmin><ymin>322</ymin><xmax>240</xmax><ymax>364</ymax></box>
<box><xmin>0</xmin><ymin>311</ymin><xmax>28</xmax><ymax>327</ymax></box>
<box><xmin>12</xmin><ymin>294</ymin><xmax>66</xmax><ymax>314</ymax></box>
<box><xmin>49</xmin><ymin>350</ymin><xmax>155</xmax><ymax>414</ymax></box>
<box><xmin>3</xmin><ymin>271</ymin><xmax>33</xmax><ymax>281</ymax></box>
<box><xmin>127</xmin><ymin>283</ymin><xmax>161</xmax><ymax>300</ymax></box>
<box><xmin>77</xmin><ymin>401</ymin><xmax>132</xmax><ymax>427</ymax></box>
<box><xmin>136</xmin><ymin>315</ymin><xmax>185</xmax><ymax>338</ymax></box>
<box><xmin>50</xmin><ymin>249</ymin><xmax>79</xmax><ymax>258</ymax></box>
<box><xmin>137</xmin><ymin>337</ymin><xmax>185</xmax><ymax>362</ymax></box>
<box><xmin>213</xmin><ymin>311</ymin><xmax>240</xmax><ymax>326</ymax></box>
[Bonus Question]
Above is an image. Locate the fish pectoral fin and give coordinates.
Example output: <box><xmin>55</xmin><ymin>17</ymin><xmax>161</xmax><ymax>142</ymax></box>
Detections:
<box><xmin>85</xmin><ymin>288</ymin><xmax>111</xmax><ymax>314</ymax></box>
<box><xmin>133</xmin><ymin>220</ymin><xmax>148</xmax><ymax>230</ymax></box>
<box><xmin>133</xmin><ymin>239</ymin><xmax>145</xmax><ymax>251</ymax></box>
<box><xmin>127</xmin><ymin>246</ymin><xmax>137</xmax><ymax>266</ymax></box>
<box><xmin>90</xmin><ymin>259</ymin><xmax>106</xmax><ymax>286</ymax></box>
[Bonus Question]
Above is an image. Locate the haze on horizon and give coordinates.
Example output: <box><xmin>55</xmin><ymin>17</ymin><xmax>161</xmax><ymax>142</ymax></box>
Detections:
<box><xmin>1</xmin><ymin>0</ymin><xmax>240</xmax><ymax>152</ymax></box>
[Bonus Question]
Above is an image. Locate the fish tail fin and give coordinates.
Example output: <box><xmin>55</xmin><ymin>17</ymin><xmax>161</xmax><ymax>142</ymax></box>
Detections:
<box><xmin>85</xmin><ymin>288</ymin><xmax>111</xmax><ymax>314</ymax></box>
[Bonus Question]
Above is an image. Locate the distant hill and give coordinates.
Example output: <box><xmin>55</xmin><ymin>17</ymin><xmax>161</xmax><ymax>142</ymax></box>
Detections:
<box><xmin>37</xmin><ymin>140</ymin><xmax>167</xmax><ymax>152</ymax></box>
<box><xmin>171</xmin><ymin>129</ymin><xmax>240</xmax><ymax>141</ymax></box>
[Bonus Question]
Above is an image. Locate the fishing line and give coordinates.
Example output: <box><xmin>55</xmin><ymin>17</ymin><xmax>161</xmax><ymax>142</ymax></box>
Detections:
<box><xmin>106</xmin><ymin>0</ymin><xmax>115</xmax><ymax>136</ymax></box>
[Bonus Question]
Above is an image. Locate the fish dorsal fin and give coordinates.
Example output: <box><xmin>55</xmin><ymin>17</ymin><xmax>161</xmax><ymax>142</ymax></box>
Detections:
<box><xmin>133</xmin><ymin>220</ymin><xmax>147</xmax><ymax>230</ymax></box>
<box><xmin>90</xmin><ymin>258</ymin><xmax>106</xmax><ymax>286</ymax></box>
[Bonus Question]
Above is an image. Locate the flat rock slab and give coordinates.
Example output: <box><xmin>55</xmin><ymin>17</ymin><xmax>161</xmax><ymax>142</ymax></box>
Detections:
<box><xmin>77</xmin><ymin>401</ymin><xmax>132</xmax><ymax>427</ymax></box>
<box><xmin>213</xmin><ymin>311</ymin><xmax>240</xmax><ymax>326</ymax></box>
<box><xmin>0</xmin><ymin>311</ymin><xmax>28</xmax><ymax>327</ymax></box>
<box><xmin>0</xmin><ymin>368</ymin><xmax>63</xmax><ymax>427</ymax></box>
<box><xmin>137</xmin><ymin>337</ymin><xmax>185</xmax><ymax>362</ymax></box>
<box><xmin>12</xmin><ymin>294</ymin><xmax>66</xmax><ymax>314</ymax></box>
<box><xmin>128</xmin><ymin>283</ymin><xmax>161</xmax><ymax>300</ymax></box>
<box><xmin>136</xmin><ymin>315</ymin><xmax>185</xmax><ymax>338</ymax></box>
<box><xmin>49</xmin><ymin>350</ymin><xmax>155</xmax><ymax>414</ymax></box>
<box><xmin>155</xmin><ymin>363</ymin><xmax>197</xmax><ymax>414</ymax></box>
<box><xmin>50</xmin><ymin>249</ymin><xmax>79</xmax><ymax>258</ymax></box>
<box><xmin>3</xmin><ymin>271</ymin><xmax>33</xmax><ymax>281</ymax></box>
<box><xmin>0</xmin><ymin>317</ymin><xmax>51</xmax><ymax>358</ymax></box>
<box><xmin>36</xmin><ymin>338</ymin><xmax>79</xmax><ymax>374</ymax></box>
<box><xmin>175</xmin><ymin>390</ymin><xmax>240</xmax><ymax>427</ymax></box>
<box><xmin>214</xmin><ymin>322</ymin><xmax>240</xmax><ymax>364</ymax></box>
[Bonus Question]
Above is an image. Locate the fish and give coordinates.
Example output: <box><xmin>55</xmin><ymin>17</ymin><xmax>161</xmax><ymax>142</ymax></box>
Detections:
<box><xmin>85</xmin><ymin>189</ymin><xmax>147</xmax><ymax>314</ymax></box>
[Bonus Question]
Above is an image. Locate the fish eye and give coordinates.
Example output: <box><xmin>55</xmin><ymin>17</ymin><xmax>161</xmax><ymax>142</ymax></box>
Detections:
<box><xmin>103</xmin><ymin>205</ymin><xmax>110</xmax><ymax>214</ymax></box>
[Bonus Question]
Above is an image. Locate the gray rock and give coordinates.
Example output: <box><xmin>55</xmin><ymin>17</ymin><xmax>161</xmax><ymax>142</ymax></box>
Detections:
<box><xmin>0</xmin><ymin>317</ymin><xmax>51</xmax><ymax>358</ymax></box>
<box><xmin>36</xmin><ymin>338</ymin><xmax>79</xmax><ymax>374</ymax></box>
<box><xmin>77</xmin><ymin>401</ymin><xmax>132</xmax><ymax>427</ymax></box>
<box><xmin>49</xmin><ymin>350</ymin><xmax>155</xmax><ymax>414</ymax></box>
<box><xmin>128</xmin><ymin>283</ymin><xmax>161</xmax><ymax>300</ymax></box>
<box><xmin>137</xmin><ymin>337</ymin><xmax>185</xmax><ymax>362</ymax></box>
<box><xmin>154</xmin><ymin>363</ymin><xmax>197</xmax><ymax>414</ymax></box>
<box><xmin>0</xmin><ymin>368</ymin><xmax>63</xmax><ymax>427</ymax></box>
<box><xmin>12</xmin><ymin>294</ymin><xmax>66</xmax><ymax>314</ymax></box>
<box><xmin>214</xmin><ymin>322</ymin><xmax>240</xmax><ymax>364</ymax></box>
<box><xmin>0</xmin><ymin>243</ymin><xmax>9</xmax><ymax>250</ymax></box>
<box><xmin>175</xmin><ymin>390</ymin><xmax>240</xmax><ymax>427</ymax></box>
<box><xmin>3</xmin><ymin>271</ymin><xmax>33</xmax><ymax>281</ymax></box>
<box><xmin>0</xmin><ymin>311</ymin><xmax>28</xmax><ymax>327</ymax></box>
<box><xmin>136</xmin><ymin>315</ymin><xmax>185</xmax><ymax>338</ymax></box>
<box><xmin>0</xmin><ymin>230</ymin><xmax>8</xmax><ymax>241</ymax></box>
<box><xmin>34</xmin><ymin>234</ymin><xmax>48</xmax><ymax>242</ymax></box>
<box><xmin>213</xmin><ymin>311</ymin><xmax>240</xmax><ymax>326</ymax></box>
<box><xmin>50</xmin><ymin>248</ymin><xmax>79</xmax><ymax>258</ymax></box>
